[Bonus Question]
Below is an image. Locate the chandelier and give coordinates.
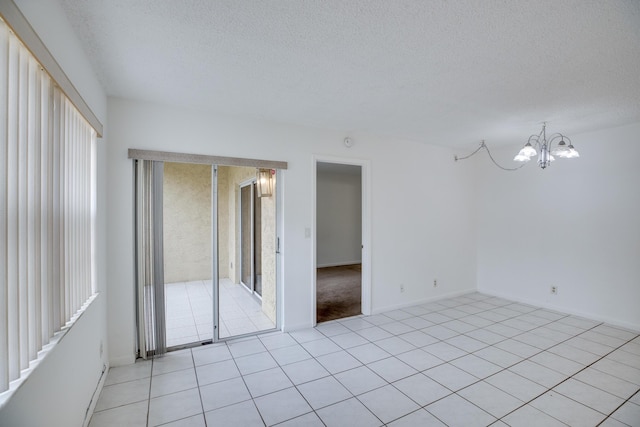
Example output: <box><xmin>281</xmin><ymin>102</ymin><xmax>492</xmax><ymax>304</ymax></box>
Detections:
<box><xmin>454</xmin><ymin>123</ymin><xmax>580</xmax><ymax>171</ymax></box>
<box><xmin>514</xmin><ymin>123</ymin><xmax>579</xmax><ymax>169</ymax></box>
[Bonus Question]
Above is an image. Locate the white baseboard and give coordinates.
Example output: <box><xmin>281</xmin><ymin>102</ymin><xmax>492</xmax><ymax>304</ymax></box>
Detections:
<box><xmin>82</xmin><ymin>363</ymin><xmax>109</xmax><ymax>427</ymax></box>
<box><xmin>371</xmin><ymin>288</ymin><xmax>477</xmax><ymax>315</ymax></box>
<box><xmin>478</xmin><ymin>288</ymin><xmax>640</xmax><ymax>332</ymax></box>
<box><xmin>282</xmin><ymin>322</ymin><xmax>313</xmax><ymax>333</ymax></box>
<box><xmin>317</xmin><ymin>260</ymin><xmax>362</xmax><ymax>268</ymax></box>
<box><xmin>109</xmin><ymin>354</ymin><xmax>137</xmax><ymax>367</ymax></box>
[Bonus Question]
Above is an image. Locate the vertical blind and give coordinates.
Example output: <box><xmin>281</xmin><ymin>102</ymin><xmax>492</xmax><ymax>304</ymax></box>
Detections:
<box><xmin>135</xmin><ymin>160</ymin><xmax>166</xmax><ymax>358</ymax></box>
<box><xmin>0</xmin><ymin>17</ymin><xmax>97</xmax><ymax>394</ymax></box>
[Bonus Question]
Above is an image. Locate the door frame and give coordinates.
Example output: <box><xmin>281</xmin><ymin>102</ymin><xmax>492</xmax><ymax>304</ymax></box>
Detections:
<box><xmin>129</xmin><ymin>149</ymin><xmax>287</xmax><ymax>346</ymax></box>
<box><xmin>311</xmin><ymin>155</ymin><xmax>372</xmax><ymax>326</ymax></box>
<box><xmin>212</xmin><ymin>165</ymin><xmax>219</xmax><ymax>341</ymax></box>
<box><xmin>239</xmin><ymin>179</ymin><xmax>256</xmax><ymax>294</ymax></box>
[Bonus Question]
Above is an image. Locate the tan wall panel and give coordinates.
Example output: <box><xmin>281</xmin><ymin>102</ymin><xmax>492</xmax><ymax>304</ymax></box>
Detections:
<box><xmin>261</xmin><ymin>172</ymin><xmax>277</xmax><ymax>322</ymax></box>
<box><xmin>163</xmin><ymin>162</ymin><xmax>212</xmax><ymax>283</ymax></box>
<box><xmin>217</xmin><ymin>166</ymin><xmax>229</xmax><ymax>279</ymax></box>
<box><xmin>226</xmin><ymin>166</ymin><xmax>256</xmax><ymax>283</ymax></box>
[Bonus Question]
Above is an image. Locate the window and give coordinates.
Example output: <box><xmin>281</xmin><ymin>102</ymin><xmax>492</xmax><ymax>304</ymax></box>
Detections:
<box><xmin>0</xmin><ymin>16</ymin><xmax>97</xmax><ymax>397</ymax></box>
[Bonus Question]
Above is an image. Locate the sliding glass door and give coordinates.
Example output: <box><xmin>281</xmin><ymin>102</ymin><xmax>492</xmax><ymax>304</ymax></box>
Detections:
<box><xmin>218</xmin><ymin>169</ymin><xmax>276</xmax><ymax>338</ymax></box>
<box><xmin>132</xmin><ymin>154</ymin><xmax>281</xmax><ymax>350</ymax></box>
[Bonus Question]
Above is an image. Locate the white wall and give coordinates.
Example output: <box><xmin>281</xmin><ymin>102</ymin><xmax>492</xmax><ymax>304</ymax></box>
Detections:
<box><xmin>317</xmin><ymin>167</ymin><xmax>362</xmax><ymax>267</ymax></box>
<box><xmin>0</xmin><ymin>298</ymin><xmax>107</xmax><ymax>427</ymax></box>
<box><xmin>476</xmin><ymin>122</ymin><xmax>640</xmax><ymax>330</ymax></box>
<box><xmin>106</xmin><ymin>97</ymin><xmax>477</xmax><ymax>363</ymax></box>
<box><xmin>0</xmin><ymin>1</ymin><xmax>109</xmax><ymax>426</ymax></box>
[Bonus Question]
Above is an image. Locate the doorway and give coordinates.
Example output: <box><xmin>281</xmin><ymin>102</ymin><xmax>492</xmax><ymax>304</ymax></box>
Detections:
<box><xmin>315</xmin><ymin>161</ymin><xmax>366</xmax><ymax>323</ymax></box>
<box><xmin>132</xmin><ymin>150</ymin><xmax>286</xmax><ymax>357</ymax></box>
<box><xmin>145</xmin><ymin>162</ymin><xmax>278</xmax><ymax>349</ymax></box>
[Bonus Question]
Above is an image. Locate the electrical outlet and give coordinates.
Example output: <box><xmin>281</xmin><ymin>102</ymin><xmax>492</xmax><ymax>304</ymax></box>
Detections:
<box><xmin>400</xmin><ymin>284</ymin><xmax>405</xmax><ymax>293</ymax></box>
<box><xmin>551</xmin><ymin>286</ymin><xmax>558</xmax><ymax>295</ymax></box>
<box><xmin>433</xmin><ymin>279</ymin><xmax>438</xmax><ymax>287</ymax></box>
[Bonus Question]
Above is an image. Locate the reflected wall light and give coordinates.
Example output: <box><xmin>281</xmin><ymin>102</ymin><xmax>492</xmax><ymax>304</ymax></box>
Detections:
<box><xmin>256</xmin><ymin>168</ymin><xmax>274</xmax><ymax>197</ymax></box>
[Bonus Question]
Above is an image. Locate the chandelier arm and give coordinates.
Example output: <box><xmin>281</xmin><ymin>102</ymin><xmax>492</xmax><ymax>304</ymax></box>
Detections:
<box><xmin>533</xmin><ymin>125</ymin><xmax>546</xmax><ymax>142</ymax></box>
<box><xmin>547</xmin><ymin>133</ymin><xmax>566</xmax><ymax>145</ymax></box>
<box><xmin>528</xmin><ymin>135</ymin><xmax>541</xmax><ymax>147</ymax></box>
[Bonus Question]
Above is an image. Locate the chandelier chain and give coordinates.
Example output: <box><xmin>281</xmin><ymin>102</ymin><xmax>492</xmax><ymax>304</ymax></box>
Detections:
<box><xmin>453</xmin><ymin>143</ymin><xmax>485</xmax><ymax>161</ymax></box>
<box><xmin>455</xmin><ymin>141</ymin><xmax>525</xmax><ymax>171</ymax></box>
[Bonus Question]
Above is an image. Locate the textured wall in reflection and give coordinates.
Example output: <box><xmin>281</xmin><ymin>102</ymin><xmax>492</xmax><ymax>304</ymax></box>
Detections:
<box><xmin>163</xmin><ymin>162</ymin><xmax>212</xmax><ymax>283</ymax></box>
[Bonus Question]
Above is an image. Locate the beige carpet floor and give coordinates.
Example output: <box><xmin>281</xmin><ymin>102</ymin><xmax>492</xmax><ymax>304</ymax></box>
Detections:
<box><xmin>316</xmin><ymin>264</ymin><xmax>362</xmax><ymax>323</ymax></box>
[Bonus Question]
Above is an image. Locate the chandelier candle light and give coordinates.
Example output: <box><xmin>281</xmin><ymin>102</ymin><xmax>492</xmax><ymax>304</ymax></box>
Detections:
<box><xmin>514</xmin><ymin>123</ymin><xmax>580</xmax><ymax>169</ymax></box>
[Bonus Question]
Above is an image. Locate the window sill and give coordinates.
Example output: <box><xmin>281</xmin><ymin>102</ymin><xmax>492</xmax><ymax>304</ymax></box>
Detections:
<box><xmin>0</xmin><ymin>292</ymin><xmax>100</xmax><ymax>409</ymax></box>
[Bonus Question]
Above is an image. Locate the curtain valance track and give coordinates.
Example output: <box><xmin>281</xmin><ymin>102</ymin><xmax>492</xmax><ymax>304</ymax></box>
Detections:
<box><xmin>128</xmin><ymin>149</ymin><xmax>287</xmax><ymax>170</ymax></box>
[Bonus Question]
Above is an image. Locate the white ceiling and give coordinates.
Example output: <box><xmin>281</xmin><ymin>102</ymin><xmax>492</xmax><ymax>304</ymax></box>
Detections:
<box><xmin>59</xmin><ymin>0</ymin><xmax>640</xmax><ymax>149</ymax></box>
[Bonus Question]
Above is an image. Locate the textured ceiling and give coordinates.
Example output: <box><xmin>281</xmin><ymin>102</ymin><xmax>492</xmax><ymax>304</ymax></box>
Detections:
<box><xmin>59</xmin><ymin>0</ymin><xmax>640</xmax><ymax>148</ymax></box>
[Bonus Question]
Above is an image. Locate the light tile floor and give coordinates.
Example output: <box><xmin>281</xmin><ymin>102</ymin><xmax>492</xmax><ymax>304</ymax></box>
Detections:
<box><xmin>165</xmin><ymin>278</ymin><xmax>276</xmax><ymax>346</ymax></box>
<box><xmin>91</xmin><ymin>292</ymin><xmax>640</xmax><ymax>426</ymax></box>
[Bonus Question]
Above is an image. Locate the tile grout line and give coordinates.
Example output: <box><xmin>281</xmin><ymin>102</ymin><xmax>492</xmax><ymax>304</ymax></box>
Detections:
<box><xmin>189</xmin><ymin>348</ymin><xmax>208</xmax><ymax>427</ymax></box>
<box><xmin>226</xmin><ymin>340</ymin><xmax>269</xmax><ymax>426</ymax></box>
<box><xmin>595</xmin><ymin>388</ymin><xmax>640</xmax><ymax>426</ymax></box>
<box><xmin>547</xmin><ymin>332</ymin><xmax>640</xmax><ymax>426</ymax></box>
<box><xmin>146</xmin><ymin>358</ymin><xmax>154</xmax><ymax>427</ymax></box>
